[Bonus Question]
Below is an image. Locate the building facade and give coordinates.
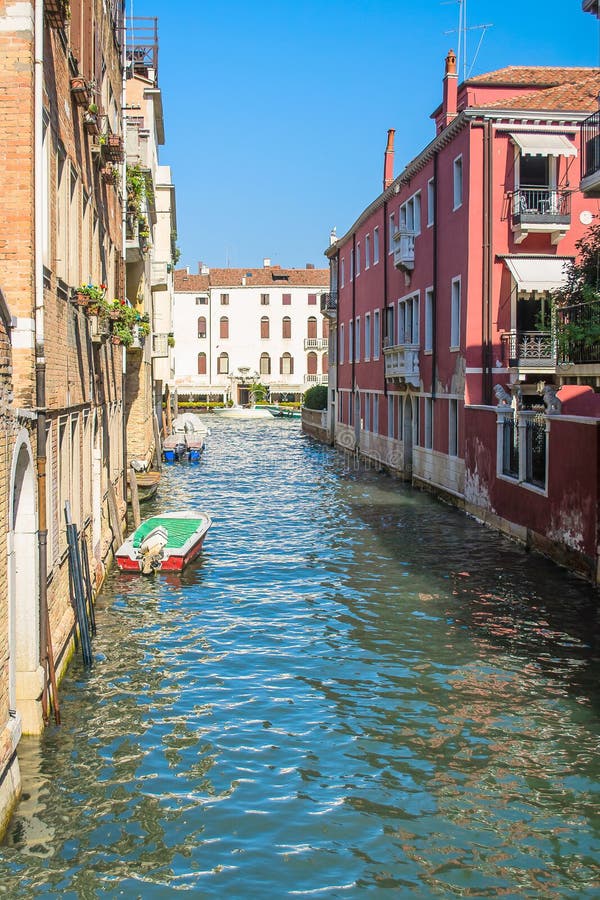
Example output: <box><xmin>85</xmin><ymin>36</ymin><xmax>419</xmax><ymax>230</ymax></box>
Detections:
<box><xmin>324</xmin><ymin>54</ymin><xmax>600</xmax><ymax>580</ymax></box>
<box><xmin>173</xmin><ymin>264</ymin><xmax>329</xmax><ymax>403</ymax></box>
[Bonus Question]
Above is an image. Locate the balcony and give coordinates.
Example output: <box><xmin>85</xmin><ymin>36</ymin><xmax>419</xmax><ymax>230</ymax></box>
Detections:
<box><xmin>392</xmin><ymin>228</ymin><xmax>416</xmax><ymax>271</ymax></box>
<box><xmin>152</xmin><ymin>333</ymin><xmax>169</xmax><ymax>358</ymax></box>
<box><xmin>501</xmin><ymin>330</ymin><xmax>557</xmax><ymax>372</ymax></box>
<box><xmin>320</xmin><ymin>291</ymin><xmax>337</xmax><ymax>319</ymax></box>
<box><xmin>151</xmin><ymin>261</ymin><xmax>169</xmax><ymax>291</ymax></box>
<box><xmin>304</xmin><ymin>374</ymin><xmax>328</xmax><ymax>384</ymax></box>
<box><xmin>383</xmin><ymin>343</ymin><xmax>420</xmax><ymax>387</ymax></box>
<box><xmin>556</xmin><ymin>300</ymin><xmax>600</xmax><ymax>368</ymax></box>
<box><xmin>304</xmin><ymin>338</ymin><xmax>328</xmax><ymax>351</ymax></box>
<box><xmin>580</xmin><ymin>110</ymin><xmax>600</xmax><ymax>197</ymax></box>
<box><xmin>511</xmin><ymin>188</ymin><xmax>571</xmax><ymax>245</ymax></box>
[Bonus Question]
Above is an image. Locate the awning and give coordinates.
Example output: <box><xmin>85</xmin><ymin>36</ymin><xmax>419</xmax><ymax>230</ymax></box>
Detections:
<box><xmin>502</xmin><ymin>256</ymin><xmax>572</xmax><ymax>292</ymax></box>
<box><xmin>509</xmin><ymin>132</ymin><xmax>577</xmax><ymax>158</ymax></box>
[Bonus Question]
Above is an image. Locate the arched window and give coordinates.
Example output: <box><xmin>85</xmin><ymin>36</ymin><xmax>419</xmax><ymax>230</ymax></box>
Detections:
<box><xmin>322</xmin><ymin>352</ymin><xmax>328</xmax><ymax>374</ymax></box>
<box><xmin>282</xmin><ymin>316</ymin><xmax>291</xmax><ymax>339</ymax></box>
<box><xmin>260</xmin><ymin>316</ymin><xmax>270</xmax><ymax>339</ymax></box>
<box><xmin>280</xmin><ymin>352</ymin><xmax>293</xmax><ymax>375</ymax></box>
<box><xmin>197</xmin><ymin>316</ymin><xmax>207</xmax><ymax>339</ymax></box>
<box><xmin>217</xmin><ymin>352</ymin><xmax>229</xmax><ymax>374</ymax></box>
<box><xmin>220</xmin><ymin>316</ymin><xmax>229</xmax><ymax>339</ymax></box>
<box><xmin>307</xmin><ymin>351</ymin><xmax>318</xmax><ymax>375</ymax></box>
<box><xmin>197</xmin><ymin>352</ymin><xmax>207</xmax><ymax>375</ymax></box>
<box><xmin>307</xmin><ymin>316</ymin><xmax>318</xmax><ymax>339</ymax></box>
<box><xmin>322</xmin><ymin>317</ymin><xmax>329</xmax><ymax>339</ymax></box>
<box><xmin>259</xmin><ymin>352</ymin><xmax>271</xmax><ymax>375</ymax></box>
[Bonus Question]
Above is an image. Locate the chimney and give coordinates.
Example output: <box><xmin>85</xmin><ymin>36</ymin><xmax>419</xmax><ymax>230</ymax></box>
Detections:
<box><xmin>263</xmin><ymin>257</ymin><xmax>271</xmax><ymax>268</ymax></box>
<box><xmin>383</xmin><ymin>128</ymin><xmax>395</xmax><ymax>190</ymax></box>
<box><xmin>442</xmin><ymin>49</ymin><xmax>458</xmax><ymax>127</ymax></box>
<box><xmin>306</xmin><ymin>263</ymin><xmax>315</xmax><ymax>269</ymax></box>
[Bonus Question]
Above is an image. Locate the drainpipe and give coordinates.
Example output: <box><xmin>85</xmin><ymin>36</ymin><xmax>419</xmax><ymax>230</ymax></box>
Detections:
<box><xmin>482</xmin><ymin>117</ymin><xmax>493</xmax><ymax>405</ymax></box>
<box><xmin>34</xmin><ymin>0</ymin><xmax>48</xmax><ymax>716</ymax></box>
<box><xmin>382</xmin><ymin>200</ymin><xmax>388</xmax><ymax>396</ymax></box>
<box><xmin>432</xmin><ymin>151</ymin><xmax>438</xmax><ymax>401</ymax></box>
<box><xmin>351</xmin><ymin>232</ymin><xmax>356</xmax><ymax>392</ymax></box>
<box><xmin>121</xmin><ymin>1</ymin><xmax>128</xmax><ymax>499</ymax></box>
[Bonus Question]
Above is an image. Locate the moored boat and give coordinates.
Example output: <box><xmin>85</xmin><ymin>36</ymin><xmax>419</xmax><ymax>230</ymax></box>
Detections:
<box><xmin>127</xmin><ymin>469</ymin><xmax>161</xmax><ymax>502</ymax></box>
<box><xmin>115</xmin><ymin>510</ymin><xmax>212</xmax><ymax>573</ymax></box>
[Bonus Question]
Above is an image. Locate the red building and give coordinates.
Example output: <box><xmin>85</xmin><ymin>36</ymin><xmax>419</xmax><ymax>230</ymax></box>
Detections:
<box><xmin>324</xmin><ymin>54</ymin><xmax>600</xmax><ymax>581</ymax></box>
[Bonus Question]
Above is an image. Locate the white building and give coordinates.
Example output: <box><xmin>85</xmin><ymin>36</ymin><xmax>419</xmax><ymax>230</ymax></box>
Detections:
<box><xmin>172</xmin><ymin>262</ymin><xmax>330</xmax><ymax>403</ymax></box>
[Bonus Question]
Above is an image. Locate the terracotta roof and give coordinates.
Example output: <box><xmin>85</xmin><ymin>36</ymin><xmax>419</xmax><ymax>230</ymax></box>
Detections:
<box><xmin>174</xmin><ymin>267</ymin><xmax>329</xmax><ymax>291</ymax></box>
<box><xmin>471</xmin><ymin>70</ymin><xmax>600</xmax><ymax>113</ymax></box>
<box><xmin>465</xmin><ymin>65</ymin><xmax>598</xmax><ymax>88</ymax></box>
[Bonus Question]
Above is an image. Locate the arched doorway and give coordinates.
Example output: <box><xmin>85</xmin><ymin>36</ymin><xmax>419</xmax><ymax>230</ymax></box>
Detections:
<box><xmin>8</xmin><ymin>432</ymin><xmax>41</xmax><ymax>733</ymax></box>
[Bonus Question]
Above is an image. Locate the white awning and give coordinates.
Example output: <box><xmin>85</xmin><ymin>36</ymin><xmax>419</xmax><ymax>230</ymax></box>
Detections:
<box><xmin>509</xmin><ymin>132</ymin><xmax>577</xmax><ymax>158</ymax></box>
<box><xmin>503</xmin><ymin>256</ymin><xmax>571</xmax><ymax>292</ymax></box>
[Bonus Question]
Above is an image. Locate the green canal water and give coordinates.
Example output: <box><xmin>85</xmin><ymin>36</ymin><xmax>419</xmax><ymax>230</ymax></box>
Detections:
<box><xmin>1</xmin><ymin>419</ymin><xmax>599</xmax><ymax>897</ymax></box>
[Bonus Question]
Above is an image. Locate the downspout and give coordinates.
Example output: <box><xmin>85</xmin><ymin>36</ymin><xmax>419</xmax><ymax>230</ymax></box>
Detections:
<box><xmin>432</xmin><ymin>151</ymin><xmax>438</xmax><ymax>401</ymax></box>
<box><xmin>121</xmin><ymin>2</ymin><xmax>128</xmax><ymax>497</ymax></box>
<box><xmin>34</xmin><ymin>0</ymin><xmax>48</xmax><ymax>717</ymax></box>
<box><xmin>482</xmin><ymin>117</ymin><xmax>493</xmax><ymax>405</ymax></box>
<box><xmin>383</xmin><ymin>201</ymin><xmax>388</xmax><ymax>397</ymax></box>
<box><xmin>351</xmin><ymin>232</ymin><xmax>356</xmax><ymax>394</ymax></box>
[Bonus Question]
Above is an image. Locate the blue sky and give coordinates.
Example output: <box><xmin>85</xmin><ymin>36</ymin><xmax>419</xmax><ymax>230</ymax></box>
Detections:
<box><xmin>126</xmin><ymin>1</ymin><xmax>599</xmax><ymax>271</ymax></box>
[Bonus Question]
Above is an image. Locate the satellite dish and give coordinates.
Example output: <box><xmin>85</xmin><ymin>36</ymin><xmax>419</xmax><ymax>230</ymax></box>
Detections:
<box><xmin>580</xmin><ymin>210</ymin><xmax>593</xmax><ymax>225</ymax></box>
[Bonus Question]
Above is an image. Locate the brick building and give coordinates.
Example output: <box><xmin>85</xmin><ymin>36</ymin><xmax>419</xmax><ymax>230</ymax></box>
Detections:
<box><xmin>323</xmin><ymin>54</ymin><xmax>600</xmax><ymax>580</ymax></box>
<box><xmin>0</xmin><ymin>0</ymin><xmax>127</xmax><ymax>833</ymax></box>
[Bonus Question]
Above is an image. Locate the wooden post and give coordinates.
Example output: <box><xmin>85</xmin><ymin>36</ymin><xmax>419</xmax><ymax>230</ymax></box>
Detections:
<box><xmin>153</xmin><ymin>413</ymin><xmax>163</xmax><ymax>471</ymax></box>
<box><xmin>107</xmin><ymin>480</ymin><xmax>122</xmax><ymax>546</ymax></box>
<box><xmin>129</xmin><ymin>465</ymin><xmax>141</xmax><ymax>529</ymax></box>
<box><xmin>165</xmin><ymin>383</ymin><xmax>173</xmax><ymax>435</ymax></box>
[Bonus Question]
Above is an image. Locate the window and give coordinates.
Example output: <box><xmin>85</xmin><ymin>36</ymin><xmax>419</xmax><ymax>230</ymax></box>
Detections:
<box><xmin>307</xmin><ymin>351</ymin><xmax>318</xmax><ymax>375</ymax></box>
<box><xmin>499</xmin><ymin>410</ymin><xmax>547</xmax><ymax>490</ymax></box>
<box><xmin>282</xmin><ymin>293</ymin><xmax>291</xmax><ymax>305</ymax></box>
<box><xmin>427</xmin><ymin>178</ymin><xmax>435</xmax><ymax>226</ymax></box>
<box><xmin>197</xmin><ymin>352</ymin><xmax>207</xmax><ymax>375</ymax></box>
<box><xmin>388</xmin><ymin>213</ymin><xmax>395</xmax><ymax>251</ymax></box>
<box><xmin>220</xmin><ymin>292</ymin><xmax>229</xmax><ymax>305</ymax></box>
<box><xmin>424</xmin><ymin>288</ymin><xmax>433</xmax><ymax>352</ymax></box>
<box><xmin>525</xmin><ymin>413</ymin><xmax>547</xmax><ymax>488</ymax></box>
<box><xmin>260</xmin><ymin>352</ymin><xmax>271</xmax><ymax>375</ymax></box>
<box><xmin>373</xmin><ymin>227</ymin><xmax>380</xmax><ymax>264</ymax></box>
<box><xmin>365</xmin><ymin>234</ymin><xmax>371</xmax><ymax>269</ymax></box>
<box><xmin>340</xmin><ymin>324</ymin><xmax>345</xmax><ymax>364</ymax></box>
<box><xmin>322</xmin><ymin>317</ymin><xmax>329</xmax><ymax>339</ymax></box>
<box><xmin>398</xmin><ymin>294</ymin><xmax>419</xmax><ymax>345</ymax></box>
<box><xmin>308</xmin><ymin>293</ymin><xmax>317</xmax><ymax>305</ymax></box>
<box><xmin>341</xmin><ymin>258</ymin><xmax>345</xmax><ymax>288</ymax></box>
<box><xmin>260</xmin><ymin>293</ymin><xmax>270</xmax><ymax>305</ymax></box>
<box><xmin>356</xmin><ymin>243</ymin><xmax>361</xmax><ymax>276</ymax></box>
<box><xmin>388</xmin><ymin>395</ymin><xmax>394</xmax><ymax>438</ymax></box>
<box><xmin>373</xmin><ymin>394</ymin><xmax>379</xmax><ymax>434</ymax></box>
<box><xmin>364</xmin><ymin>393</ymin><xmax>370</xmax><ymax>432</ymax></box>
<box><xmin>365</xmin><ymin>314</ymin><xmax>371</xmax><ymax>361</ymax></box>
<box><xmin>453</xmin><ymin>156</ymin><xmax>463</xmax><ymax>209</ymax></box>
<box><xmin>195</xmin><ymin>296</ymin><xmax>208</xmax><ymax>305</ymax></box>
<box><xmin>350</xmin><ymin>248</ymin><xmax>354</xmax><ymax>281</ymax></box>
<box><xmin>449</xmin><ymin>399</ymin><xmax>458</xmax><ymax>457</ymax></box>
<box><xmin>400</xmin><ymin>192</ymin><xmax>421</xmax><ymax>235</ymax></box>
<box><xmin>220</xmin><ymin>316</ymin><xmax>229</xmax><ymax>339</ymax></box>
<box><xmin>373</xmin><ymin>310</ymin><xmax>380</xmax><ymax>360</ymax></box>
<box><xmin>450</xmin><ymin>278</ymin><xmax>460</xmax><ymax>348</ymax></box>
<box><xmin>307</xmin><ymin>316</ymin><xmax>318</xmax><ymax>339</ymax></box>
<box><xmin>322</xmin><ymin>352</ymin><xmax>328</xmax><ymax>374</ymax></box>
<box><xmin>424</xmin><ymin>397</ymin><xmax>433</xmax><ymax>449</ymax></box>
<box><xmin>260</xmin><ymin>316</ymin><xmax>270</xmax><ymax>339</ymax></box>
<box><xmin>502</xmin><ymin>413</ymin><xmax>519</xmax><ymax>478</ymax></box>
<box><xmin>348</xmin><ymin>321</ymin><xmax>354</xmax><ymax>363</ymax></box>
<box><xmin>355</xmin><ymin>317</ymin><xmax>360</xmax><ymax>362</ymax></box>
<box><xmin>280</xmin><ymin>352</ymin><xmax>294</xmax><ymax>375</ymax></box>
<box><xmin>282</xmin><ymin>316</ymin><xmax>291</xmax><ymax>339</ymax></box>
<box><xmin>217</xmin><ymin>352</ymin><xmax>229</xmax><ymax>374</ymax></box>
<box><xmin>197</xmin><ymin>316</ymin><xmax>207</xmax><ymax>339</ymax></box>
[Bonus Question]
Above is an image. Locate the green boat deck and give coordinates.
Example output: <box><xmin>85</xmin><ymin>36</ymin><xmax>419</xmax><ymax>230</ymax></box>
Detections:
<box><xmin>132</xmin><ymin>516</ymin><xmax>203</xmax><ymax>550</ymax></box>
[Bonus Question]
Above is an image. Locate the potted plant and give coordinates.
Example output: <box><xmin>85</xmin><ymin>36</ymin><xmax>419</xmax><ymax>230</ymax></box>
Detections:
<box><xmin>167</xmin><ymin>333</ymin><xmax>175</xmax><ymax>348</ymax></box>
<box><xmin>101</xmin><ymin>165</ymin><xmax>119</xmax><ymax>186</ymax></box>
<box><xmin>73</xmin><ymin>283</ymin><xmax>104</xmax><ymax>307</ymax></box>
<box><xmin>84</xmin><ymin>103</ymin><xmax>99</xmax><ymax>135</ymax></box>
<box><xmin>70</xmin><ymin>75</ymin><xmax>91</xmax><ymax>107</ymax></box>
<box><xmin>110</xmin><ymin>321</ymin><xmax>133</xmax><ymax>347</ymax></box>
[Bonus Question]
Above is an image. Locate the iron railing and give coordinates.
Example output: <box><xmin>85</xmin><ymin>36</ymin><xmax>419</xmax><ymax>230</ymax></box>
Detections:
<box><xmin>581</xmin><ymin>109</ymin><xmax>600</xmax><ymax>181</ymax></box>
<box><xmin>512</xmin><ymin>188</ymin><xmax>571</xmax><ymax>220</ymax></box>
<box><xmin>525</xmin><ymin>413</ymin><xmax>546</xmax><ymax>488</ymax></box>
<box><xmin>126</xmin><ymin>17</ymin><xmax>159</xmax><ymax>81</ymax></box>
<box><xmin>320</xmin><ymin>292</ymin><xmax>338</xmax><ymax>314</ymax></box>
<box><xmin>501</xmin><ymin>331</ymin><xmax>556</xmax><ymax>367</ymax></box>
<box><xmin>555</xmin><ymin>300</ymin><xmax>600</xmax><ymax>364</ymax></box>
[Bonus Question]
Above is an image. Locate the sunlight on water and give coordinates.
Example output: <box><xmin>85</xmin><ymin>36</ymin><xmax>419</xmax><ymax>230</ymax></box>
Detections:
<box><xmin>1</xmin><ymin>419</ymin><xmax>599</xmax><ymax>898</ymax></box>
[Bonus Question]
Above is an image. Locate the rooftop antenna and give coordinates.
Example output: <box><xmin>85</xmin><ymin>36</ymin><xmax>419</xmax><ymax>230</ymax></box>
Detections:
<box><xmin>443</xmin><ymin>0</ymin><xmax>493</xmax><ymax>81</ymax></box>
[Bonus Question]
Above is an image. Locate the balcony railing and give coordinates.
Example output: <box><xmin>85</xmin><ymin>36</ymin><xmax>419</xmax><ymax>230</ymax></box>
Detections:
<box><xmin>304</xmin><ymin>374</ymin><xmax>327</xmax><ymax>384</ymax></box>
<box><xmin>501</xmin><ymin>331</ymin><xmax>557</xmax><ymax>368</ymax></box>
<box><xmin>383</xmin><ymin>343</ymin><xmax>420</xmax><ymax>386</ymax></box>
<box><xmin>581</xmin><ymin>109</ymin><xmax>600</xmax><ymax>195</ymax></box>
<box><xmin>304</xmin><ymin>338</ymin><xmax>328</xmax><ymax>351</ymax></box>
<box><xmin>392</xmin><ymin>228</ymin><xmax>416</xmax><ymax>271</ymax></box>
<box><xmin>555</xmin><ymin>300</ymin><xmax>600</xmax><ymax>364</ymax></box>
<box><xmin>320</xmin><ymin>291</ymin><xmax>338</xmax><ymax>317</ymax></box>
<box><xmin>512</xmin><ymin>188</ymin><xmax>571</xmax><ymax>223</ymax></box>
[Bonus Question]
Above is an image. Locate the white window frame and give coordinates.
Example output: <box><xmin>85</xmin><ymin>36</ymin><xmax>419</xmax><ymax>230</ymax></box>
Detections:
<box><xmin>365</xmin><ymin>313</ymin><xmax>371</xmax><ymax>361</ymax></box>
<box><xmin>340</xmin><ymin>323</ymin><xmax>345</xmax><ymax>364</ymax></box>
<box><xmin>427</xmin><ymin>178</ymin><xmax>435</xmax><ymax>227</ymax></box>
<box><xmin>373</xmin><ymin>394</ymin><xmax>379</xmax><ymax>434</ymax></box>
<box><xmin>356</xmin><ymin>243</ymin><xmax>360</xmax><ymax>276</ymax></box>
<box><xmin>400</xmin><ymin>191</ymin><xmax>421</xmax><ymax>236</ymax></box>
<box><xmin>453</xmin><ymin>155</ymin><xmax>463</xmax><ymax>210</ymax></box>
<box><xmin>341</xmin><ymin>258</ymin><xmax>345</xmax><ymax>288</ymax></box>
<box><xmin>365</xmin><ymin>234</ymin><xmax>371</xmax><ymax>270</ymax></box>
<box><xmin>387</xmin><ymin>395</ymin><xmax>394</xmax><ymax>439</ymax></box>
<box><xmin>355</xmin><ymin>316</ymin><xmax>360</xmax><ymax>362</ymax></box>
<box><xmin>350</xmin><ymin>248</ymin><xmax>354</xmax><ymax>281</ymax></box>
<box><xmin>424</xmin><ymin>287</ymin><xmax>433</xmax><ymax>353</ymax></box>
<box><xmin>364</xmin><ymin>392</ymin><xmax>370</xmax><ymax>432</ymax></box>
<box><xmin>450</xmin><ymin>277</ymin><xmax>461</xmax><ymax>349</ymax></box>
<box><xmin>373</xmin><ymin>227</ymin><xmax>380</xmax><ymax>265</ymax></box>
<box><xmin>373</xmin><ymin>310</ymin><xmax>380</xmax><ymax>359</ymax></box>
<box><xmin>348</xmin><ymin>320</ymin><xmax>354</xmax><ymax>364</ymax></box>
<box><xmin>388</xmin><ymin>213</ymin><xmax>395</xmax><ymax>253</ymax></box>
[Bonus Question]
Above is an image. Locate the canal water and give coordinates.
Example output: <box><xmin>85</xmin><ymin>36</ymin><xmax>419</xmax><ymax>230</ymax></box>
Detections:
<box><xmin>1</xmin><ymin>419</ymin><xmax>599</xmax><ymax>898</ymax></box>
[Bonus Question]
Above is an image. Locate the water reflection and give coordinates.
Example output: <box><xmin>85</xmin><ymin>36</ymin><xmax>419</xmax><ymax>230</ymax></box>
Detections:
<box><xmin>1</xmin><ymin>420</ymin><xmax>599</xmax><ymax>898</ymax></box>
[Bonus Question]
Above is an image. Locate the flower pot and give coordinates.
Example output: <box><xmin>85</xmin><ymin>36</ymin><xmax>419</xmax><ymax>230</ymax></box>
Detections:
<box><xmin>71</xmin><ymin>77</ymin><xmax>91</xmax><ymax>107</ymax></box>
<box><xmin>110</xmin><ymin>335</ymin><xmax>122</xmax><ymax>345</ymax></box>
<box><xmin>84</xmin><ymin>114</ymin><xmax>99</xmax><ymax>136</ymax></box>
<box><xmin>74</xmin><ymin>292</ymin><xmax>89</xmax><ymax>307</ymax></box>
